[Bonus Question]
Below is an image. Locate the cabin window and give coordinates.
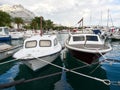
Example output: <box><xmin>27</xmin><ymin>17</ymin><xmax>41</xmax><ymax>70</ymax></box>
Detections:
<box><xmin>73</xmin><ymin>36</ymin><xmax>84</xmax><ymax>41</ymax></box>
<box><xmin>25</xmin><ymin>40</ymin><xmax>37</xmax><ymax>48</ymax></box>
<box><xmin>39</xmin><ymin>40</ymin><xmax>51</xmax><ymax>47</ymax></box>
<box><xmin>86</xmin><ymin>36</ymin><xmax>98</xmax><ymax>41</ymax></box>
<box><xmin>54</xmin><ymin>38</ymin><xmax>58</xmax><ymax>46</ymax></box>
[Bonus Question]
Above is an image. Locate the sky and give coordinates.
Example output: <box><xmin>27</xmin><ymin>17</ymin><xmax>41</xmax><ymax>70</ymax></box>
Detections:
<box><xmin>0</xmin><ymin>0</ymin><xmax>120</xmax><ymax>27</ymax></box>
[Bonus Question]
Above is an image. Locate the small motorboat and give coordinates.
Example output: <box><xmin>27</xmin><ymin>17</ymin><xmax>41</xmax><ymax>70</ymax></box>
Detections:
<box><xmin>13</xmin><ymin>35</ymin><xmax>62</xmax><ymax>71</ymax></box>
<box><xmin>10</xmin><ymin>31</ymin><xmax>24</xmax><ymax>40</ymax></box>
<box><xmin>65</xmin><ymin>32</ymin><xmax>112</xmax><ymax>64</ymax></box>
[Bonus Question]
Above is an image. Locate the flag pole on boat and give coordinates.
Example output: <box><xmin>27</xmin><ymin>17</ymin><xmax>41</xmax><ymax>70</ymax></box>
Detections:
<box><xmin>77</xmin><ymin>17</ymin><xmax>84</xmax><ymax>33</ymax></box>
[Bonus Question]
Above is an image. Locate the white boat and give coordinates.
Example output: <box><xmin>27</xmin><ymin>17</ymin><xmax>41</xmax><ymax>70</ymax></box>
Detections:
<box><xmin>13</xmin><ymin>35</ymin><xmax>62</xmax><ymax>71</ymax></box>
<box><xmin>10</xmin><ymin>31</ymin><xmax>24</xmax><ymax>40</ymax></box>
<box><xmin>0</xmin><ymin>27</ymin><xmax>11</xmax><ymax>41</ymax></box>
<box><xmin>110</xmin><ymin>28</ymin><xmax>120</xmax><ymax>40</ymax></box>
<box><xmin>0</xmin><ymin>43</ymin><xmax>22</xmax><ymax>60</ymax></box>
<box><xmin>65</xmin><ymin>32</ymin><xmax>112</xmax><ymax>64</ymax></box>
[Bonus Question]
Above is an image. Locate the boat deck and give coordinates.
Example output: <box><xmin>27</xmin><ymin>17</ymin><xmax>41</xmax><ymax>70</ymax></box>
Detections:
<box><xmin>0</xmin><ymin>44</ymin><xmax>13</xmax><ymax>52</ymax></box>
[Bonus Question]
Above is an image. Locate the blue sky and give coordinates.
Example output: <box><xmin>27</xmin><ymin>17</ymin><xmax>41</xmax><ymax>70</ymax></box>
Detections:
<box><xmin>0</xmin><ymin>0</ymin><xmax>120</xmax><ymax>27</ymax></box>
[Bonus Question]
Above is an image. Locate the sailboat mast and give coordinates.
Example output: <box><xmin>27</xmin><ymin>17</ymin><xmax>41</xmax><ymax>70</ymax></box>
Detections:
<box><xmin>107</xmin><ymin>9</ymin><xmax>109</xmax><ymax>27</ymax></box>
<box><xmin>100</xmin><ymin>11</ymin><xmax>102</xmax><ymax>26</ymax></box>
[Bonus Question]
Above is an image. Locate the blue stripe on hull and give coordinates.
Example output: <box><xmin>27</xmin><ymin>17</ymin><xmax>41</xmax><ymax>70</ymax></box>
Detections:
<box><xmin>0</xmin><ymin>36</ymin><xmax>11</xmax><ymax>41</ymax></box>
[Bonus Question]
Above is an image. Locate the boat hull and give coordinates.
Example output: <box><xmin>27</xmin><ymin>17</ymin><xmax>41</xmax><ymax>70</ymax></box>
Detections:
<box><xmin>0</xmin><ymin>36</ymin><xmax>11</xmax><ymax>41</ymax></box>
<box><xmin>21</xmin><ymin>52</ymin><xmax>60</xmax><ymax>71</ymax></box>
<box><xmin>0</xmin><ymin>45</ymin><xmax>22</xmax><ymax>60</ymax></box>
<box><xmin>68</xmin><ymin>49</ymin><xmax>103</xmax><ymax>64</ymax></box>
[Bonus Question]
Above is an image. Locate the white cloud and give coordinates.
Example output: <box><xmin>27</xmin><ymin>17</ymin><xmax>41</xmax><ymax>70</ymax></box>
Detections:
<box><xmin>0</xmin><ymin>0</ymin><xmax>120</xmax><ymax>26</ymax></box>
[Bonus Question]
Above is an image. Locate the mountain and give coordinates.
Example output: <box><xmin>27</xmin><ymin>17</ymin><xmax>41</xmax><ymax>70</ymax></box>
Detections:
<box><xmin>0</xmin><ymin>4</ymin><xmax>35</xmax><ymax>22</ymax></box>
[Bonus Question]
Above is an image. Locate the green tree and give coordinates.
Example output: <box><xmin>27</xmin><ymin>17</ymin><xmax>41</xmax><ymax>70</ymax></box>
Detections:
<box><xmin>0</xmin><ymin>10</ymin><xmax>12</xmax><ymax>27</ymax></box>
<box><xmin>31</xmin><ymin>16</ymin><xmax>46</xmax><ymax>30</ymax></box>
<box><xmin>13</xmin><ymin>17</ymin><xmax>24</xmax><ymax>30</ymax></box>
<box><xmin>45</xmin><ymin>20</ymin><xmax>53</xmax><ymax>30</ymax></box>
<box><xmin>30</xmin><ymin>19</ymin><xmax>38</xmax><ymax>29</ymax></box>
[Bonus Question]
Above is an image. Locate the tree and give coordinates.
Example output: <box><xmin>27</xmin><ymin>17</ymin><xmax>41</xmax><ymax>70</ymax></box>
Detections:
<box><xmin>45</xmin><ymin>20</ymin><xmax>53</xmax><ymax>30</ymax></box>
<box><xmin>30</xmin><ymin>19</ymin><xmax>38</xmax><ymax>29</ymax></box>
<box><xmin>31</xmin><ymin>16</ymin><xmax>46</xmax><ymax>30</ymax></box>
<box><xmin>0</xmin><ymin>10</ymin><xmax>12</xmax><ymax>27</ymax></box>
<box><xmin>13</xmin><ymin>17</ymin><xmax>24</xmax><ymax>30</ymax></box>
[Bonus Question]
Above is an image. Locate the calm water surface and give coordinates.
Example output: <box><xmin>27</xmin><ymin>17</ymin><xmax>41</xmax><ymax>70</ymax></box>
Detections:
<box><xmin>0</xmin><ymin>34</ymin><xmax>120</xmax><ymax>90</ymax></box>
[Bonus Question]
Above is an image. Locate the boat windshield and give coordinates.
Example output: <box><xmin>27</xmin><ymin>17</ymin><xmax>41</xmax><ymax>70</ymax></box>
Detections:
<box><xmin>86</xmin><ymin>36</ymin><xmax>98</xmax><ymax>41</ymax></box>
<box><xmin>39</xmin><ymin>40</ymin><xmax>51</xmax><ymax>47</ymax></box>
<box><xmin>25</xmin><ymin>40</ymin><xmax>37</xmax><ymax>48</ymax></box>
<box><xmin>54</xmin><ymin>38</ymin><xmax>58</xmax><ymax>46</ymax></box>
<box><xmin>73</xmin><ymin>36</ymin><xmax>84</xmax><ymax>41</ymax></box>
<box><xmin>4</xmin><ymin>28</ymin><xmax>9</xmax><ymax>34</ymax></box>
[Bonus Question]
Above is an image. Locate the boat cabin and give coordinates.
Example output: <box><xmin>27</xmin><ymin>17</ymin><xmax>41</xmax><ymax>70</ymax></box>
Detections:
<box><xmin>0</xmin><ymin>27</ymin><xmax>9</xmax><ymax>35</ymax></box>
<box><xmin>23</xmin><ymin>35</ymin><xmax>59</xmax><ymax>49</ymax></box>
<box><xmin>68</xmin><ymin>34</ymin><xmax>104</xmax><ymax>45</ymax></box>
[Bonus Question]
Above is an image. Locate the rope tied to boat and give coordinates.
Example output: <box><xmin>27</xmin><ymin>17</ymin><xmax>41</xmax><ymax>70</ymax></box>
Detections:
<box><xmin>0</xmin><ymin>52</ymin><xmax>111</xmax><ymax>86</ymax></box>
<box><xmin>0</xmin><ymin>55</ymin><xmax>30</xmax><ymax>66</ymax></box>
<box><xmin>1</xmin><ymin>49</ymin><xmax>120</xmax><ymax>89</ymax></box>
<box><xmin>29</xmin><ymin>54</ymin><xmax>111</xmax><ymax>86</ymax></box>
<box><xmin>2</xmin><ymin>54</ymin><xmax>120</xmax><ymax>89</ymax></box>
<box><xmin>0</xmin><ymin>58</ymin><xmax>19</xmax><ymax>65</ymax></box>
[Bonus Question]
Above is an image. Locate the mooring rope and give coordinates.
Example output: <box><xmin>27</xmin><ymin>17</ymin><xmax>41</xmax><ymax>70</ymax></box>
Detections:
<box><xmin>1</xmin><ymin>55</ymin><xmax>120</xmax><ymax>89</ymax></box>
<box><xmin>0</xmin><ymin>55</ymin><xmax>28</xmax><ymax>66</ymax></box>
<box><xmin>31</xmin><ymin>54</ymin><xmax>111</xmax><ymax>86</ymax></box>
<box><xmin>0</xmin><ymin>58</ymin><xmax>19</xmax><ymax>65</ymax></box>
<box><xmin>0</xmin><ymin>48</ymin><xmax>120</xmax><ymax>89</ymax></box>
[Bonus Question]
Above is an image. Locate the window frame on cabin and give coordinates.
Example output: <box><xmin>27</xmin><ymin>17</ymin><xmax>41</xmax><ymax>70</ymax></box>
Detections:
<box><xmin>73</xmin><ymin>36</ymin><xmax>85</xmax><ymax>41</ymax></box>
<box><xmin>25</xmin><ymin>40</ymin><xmax>37</xmax><ymax>48</ymax></box>
<box><xmin>39</xmin><ymin>40</ymin><xmax>51</xmax><ymax>47</ymax></box>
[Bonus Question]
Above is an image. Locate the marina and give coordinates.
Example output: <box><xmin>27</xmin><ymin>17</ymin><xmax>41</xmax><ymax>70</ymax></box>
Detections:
<box><xmin>0</xmin><ymin>1</ymin><xmax>120</xmax><ymax>90</ymax></box>
<box><xmin>0</xmin><ymin>33</ymin><xmax>120</xmax><ymax>90</ymax></box>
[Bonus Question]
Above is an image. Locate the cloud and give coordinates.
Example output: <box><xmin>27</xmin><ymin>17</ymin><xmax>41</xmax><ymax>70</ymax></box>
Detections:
<box><xmin>0</xmin><ymin>0</ymin><xmax>120</xmax><ymax>26</ymax></box>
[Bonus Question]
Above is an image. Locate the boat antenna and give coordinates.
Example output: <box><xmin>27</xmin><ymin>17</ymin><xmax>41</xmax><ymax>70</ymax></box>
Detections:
<box><xmin>40</xmin><ymin>16</ymin><xmax>43</xmax><ymax>36</ymax></box>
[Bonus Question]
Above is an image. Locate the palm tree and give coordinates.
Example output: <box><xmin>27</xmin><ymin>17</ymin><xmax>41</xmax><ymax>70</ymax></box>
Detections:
<box><xmin>13</xmin><ymin>17</ymin><xmax>23</xmax><ymax>30</ymax></box>
<box><xmin>0</xmin><ymin>10</ymin><xmax>12</xmax><ymax>27</ymax></box>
